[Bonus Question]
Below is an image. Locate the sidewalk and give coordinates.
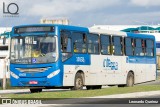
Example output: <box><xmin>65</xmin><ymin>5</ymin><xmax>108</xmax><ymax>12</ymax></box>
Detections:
<box><xmin>0</xmin><ymin>89</ymin><xmax>29</xmax><ymax>94</ymax></box>
<box><xmin>90</xmin><ymin>90</ymin><xmax>160</xmax><ymax>98</ymax></box>
<box><xmin>0</xmin><ymin>88</ymin><xmax>70</xmax><ymax>95</ymax></box>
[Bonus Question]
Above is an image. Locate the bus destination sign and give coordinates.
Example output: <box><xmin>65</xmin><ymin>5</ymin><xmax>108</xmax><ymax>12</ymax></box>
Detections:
<box><xmin>14</xmin><ymin>26</ymin><xmax>54</xmax><ymax>34</ymax></box>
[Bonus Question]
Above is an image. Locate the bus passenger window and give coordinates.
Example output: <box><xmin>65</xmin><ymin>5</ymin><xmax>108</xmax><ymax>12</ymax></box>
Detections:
<box><xmin>124</xmin><ymin>37</ymin><xmax>134</xmax><ymax>56</ymax></box>
<box><xmin>134</xmin><ymin>38</ymin><xmax>144</xmax><ymax>56</ymax></box>
<box><xmin>100</xmin><ymin>35</ymin><xmax>111</xmax><ymax>55</ymax></box>
<box><xmin>87</xmin><ymin>33</ymin><xmax>99</xmax><ymax>54</ymax></box>
<box><xmin>112</xmin><ymin>36</ymin><xmax>123</xmax><ymax>55</ymax></box>
<box><xmin>73</xmin><ymin>33</ymin><xmax>87</xmax><ymax>53</ymax></box>
<box><xmin>146</xmin><ymin>39</ymin><xmax>154</xmax><ymax>56</ymax></box>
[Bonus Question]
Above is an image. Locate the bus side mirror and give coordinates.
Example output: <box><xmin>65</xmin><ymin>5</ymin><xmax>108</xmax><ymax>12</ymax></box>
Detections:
<box><xmin>3</xmin><ymin>36</ymin><xmax>6</xmax><ymax>45</ymax></box>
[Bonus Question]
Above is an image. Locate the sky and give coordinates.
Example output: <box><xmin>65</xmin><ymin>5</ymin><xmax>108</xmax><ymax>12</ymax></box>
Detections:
<box><xmin>0</xmin><ymin>0</ymin><xmax>160</xmax><ymax>27</ymax></box>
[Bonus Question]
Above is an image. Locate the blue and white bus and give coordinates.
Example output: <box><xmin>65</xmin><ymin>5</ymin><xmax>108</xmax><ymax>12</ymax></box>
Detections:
<box><xmin>10</xmin><ymin>24</ymin><xmax>157</xmax><ymax>93</ymax></box>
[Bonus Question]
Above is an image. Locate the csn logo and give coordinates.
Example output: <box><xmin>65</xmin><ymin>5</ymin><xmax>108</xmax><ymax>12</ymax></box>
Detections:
<box><xmin>3</xmin><ymin>2</ymin><xmax>19</xmax><ymax>17</ymax></box>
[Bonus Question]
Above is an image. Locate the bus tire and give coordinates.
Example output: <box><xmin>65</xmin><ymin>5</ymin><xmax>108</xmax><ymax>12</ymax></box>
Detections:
<box><xmin>30</xmin><ymin>88</ymin><xmax>42</xmax><ymax>93</ymax></box>
<box><xmin>126</xmin><ymin>72</ymin><xmax>134</xmax><ymax>87</ymax></box>
<box><xmin>71</xmin><ymin>73</ymin><xmax>84</xmax><ymax>90</ymax></box>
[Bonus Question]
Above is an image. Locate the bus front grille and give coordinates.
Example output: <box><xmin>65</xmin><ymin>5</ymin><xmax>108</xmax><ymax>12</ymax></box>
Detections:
<box><xmin>16</xmin><ymin>67</ymin><xmax>51</xmax><ymax>73</ymax></box>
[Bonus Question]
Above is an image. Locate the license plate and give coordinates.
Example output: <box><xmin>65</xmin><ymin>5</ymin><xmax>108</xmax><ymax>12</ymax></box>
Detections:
<box><xmin>29</xmin><ymin>81</ymin><xmax>38</xmax><ymax>84</ymax></box>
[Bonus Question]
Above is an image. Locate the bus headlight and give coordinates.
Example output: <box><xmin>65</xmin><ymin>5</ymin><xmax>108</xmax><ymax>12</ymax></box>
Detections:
<box><xmin>10</xmin><ymin>72</ymin><xmax>19</xmax><ymax>79</ymax></box>
<box><xmin>47</xmin><ymin>69</ymin><xmax>60</xmax><ymax>79</ymax></box>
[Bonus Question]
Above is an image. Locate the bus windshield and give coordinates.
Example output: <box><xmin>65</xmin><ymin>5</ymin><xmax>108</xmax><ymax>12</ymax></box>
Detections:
<box><xmin>10</xmin><ymin>35</ymin><xmax>57</xmax><ymax>64</ymax></box>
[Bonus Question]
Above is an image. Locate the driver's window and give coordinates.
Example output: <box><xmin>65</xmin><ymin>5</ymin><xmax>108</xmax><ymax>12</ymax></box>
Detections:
<box><xmin>61</xmin><ymin>31</ymin><xmax>72</xmax><ymax>61</ymax></box>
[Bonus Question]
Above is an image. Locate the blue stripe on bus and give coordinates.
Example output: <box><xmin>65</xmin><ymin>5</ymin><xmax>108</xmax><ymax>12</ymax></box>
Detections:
<box><xmin>126</xmin><ymin>56</ymin><xmax>156</xmax><ymax>64</ymax></box>
<box><xmin>156</xmin><ymin>43</ymin><xmax>160</xmax><ymax>48</ymax></box>
<box><xmin>63</xmin><ymin>54</ymin><xmax>91</xmax><ymax>65</ymax></box>
<box><xmin>127</xmin><ymin>32</ymin><xmax>155</xmax><ymax>39</ymax></box>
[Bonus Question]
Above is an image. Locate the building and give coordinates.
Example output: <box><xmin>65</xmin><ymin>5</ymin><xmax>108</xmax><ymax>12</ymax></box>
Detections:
<box><xmin>40</xmin><ymin>18</ymin><xmax>69</xmax><ymax>25</ymax></box>
<box><xmin>0</xmin><ymin>27</ymin><xmax>11</xmax><ymax>79</ymax></box>
<box><xmin>0</xmin><ymin>27</ymin><xmax>11</xmax><ymax>58</ymax></box>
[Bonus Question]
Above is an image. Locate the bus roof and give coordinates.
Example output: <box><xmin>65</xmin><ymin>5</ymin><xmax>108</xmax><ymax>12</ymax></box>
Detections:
<box><xmin>89</xmin><ymin>28</ymin><xmax>155</xmax><ymax>39</ymax></box>
<box><xmin>11</xmin><ymin>24</ymin><xmax>155</xmax><ymax>40</ymax></box>
<box><xmin>12</xmin><ymin>24</ymin><xmax>88</xmax><ymax>31</ymax></box>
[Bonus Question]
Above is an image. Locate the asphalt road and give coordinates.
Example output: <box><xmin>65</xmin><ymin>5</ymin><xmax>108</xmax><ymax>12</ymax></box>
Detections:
<box><xmin>1</xmin><ymin>104</ymin><xmax>160</xmax><ymax>107</ymax></box>
<box><xmin>40</xmin><ymin>95</ymin><xmax>160</xmax><ymax>107</ymax></box>
<box><xmin>46</xmin><ymin>104</ymin><xmax>160</xmax><ymax>107</ymax></box>
<box><xmin>44</xmin><ymin>104</ymin><xmax>160</xmax><ymax>107</ymax></box>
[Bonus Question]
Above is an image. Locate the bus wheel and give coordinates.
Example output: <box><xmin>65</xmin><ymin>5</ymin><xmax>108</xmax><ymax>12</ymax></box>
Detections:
<box><xmin>72</xmin><ymin>73</ymin><xmax>84</xmax><ymax>90</ymax></box>
<box><xmin>126</xmin><ymin>72</ymin><xmax>134</xmax><ymax>87</ymax></box>
<box><xmin>30</xmin><ymin>88</ymin><xmax>42</xmax><ymax>93</ymax></box>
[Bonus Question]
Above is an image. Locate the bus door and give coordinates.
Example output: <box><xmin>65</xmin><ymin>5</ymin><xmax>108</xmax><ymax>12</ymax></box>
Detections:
<box><xmin>60</xmin><ymin>31</ymin><xmax>73</xmax><ymax>86</ymax></box>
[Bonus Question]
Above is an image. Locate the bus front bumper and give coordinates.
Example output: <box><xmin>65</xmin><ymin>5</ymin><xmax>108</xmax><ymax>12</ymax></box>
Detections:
<box><xmin>10</xmin><ymin>77</ymin><xmax>62</xmax><ymax>87</ymax></box>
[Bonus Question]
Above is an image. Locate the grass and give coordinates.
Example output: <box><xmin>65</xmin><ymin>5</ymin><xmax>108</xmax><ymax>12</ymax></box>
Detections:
<box><xmin>3</xmin><ymin>85</ymin><xmax>160</xmax><ymax>98</ymax></box>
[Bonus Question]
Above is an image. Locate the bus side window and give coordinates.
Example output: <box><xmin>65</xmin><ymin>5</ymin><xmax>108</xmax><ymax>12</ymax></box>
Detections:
<box><xmin>146</xmin><ymin>39</ymin><xmax>154</xmax><ymax>56</ymax></box>
<box><xmin>112</xmin><ymin>36</ymin><xmax>123</xmax><ymax>55</ymax></box>
<box><xmin>124</xmin><ymin>37</ymin><xmax>134</xmax><ymax>56</ymax></box>
<box><xmin>61</xmin><ymin>36</ymin><xmax>71</xmax><ymax>53</ymax></box>
<box><xmin>87</xmin><ymin>33</ymin><xmax>99</xmax><ymax>54</ymax></box>
<box><xmin>61</xmin><ymin>31</ymin><xmax>72</xmax><ymax>61</ymax></box>
<box><xmin>100</xmin><ymin>34</ymin><xmax>111</xmax><ymax>55</ymax></box>
<box><xmin>73</xmin><ymin>32</ymin><xmax>87</xmax><ymax>53</ymax></box>
<box><xmin>134</xmin><ymin>38</ymin><xmax>144</xmax><ymax>56</ymax></box>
